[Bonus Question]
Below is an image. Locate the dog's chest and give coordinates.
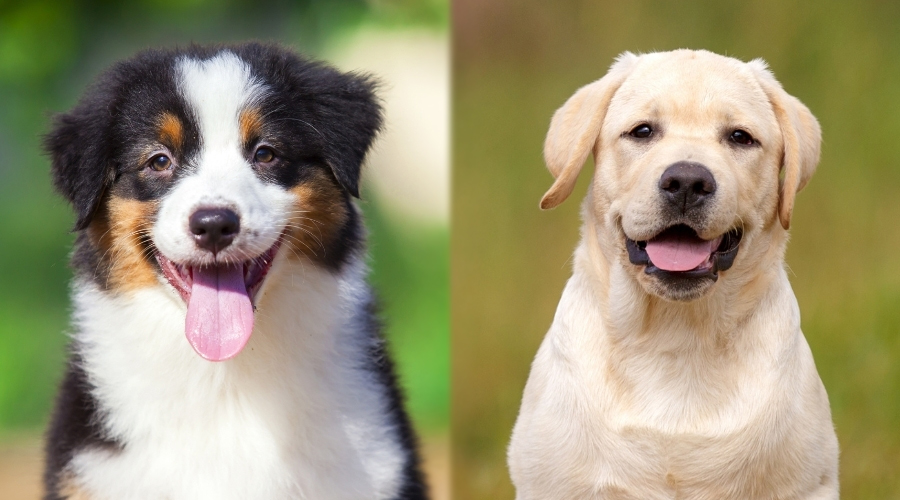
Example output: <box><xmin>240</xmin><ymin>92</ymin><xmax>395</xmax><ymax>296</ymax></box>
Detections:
<box><xmin>528</xmin><ymin>414</ymin><xmax>828</xmax><ymax>499</ymax></box>
<box><xmin>70</xmin><ymin>397</ymin><xmax>400</xmax><ymax>500</ymax></box>
<box><xmin>510</xmin><ymin>271</ymin><xmax>837</xmax><ymax>499</ymax></box>
<box><xmin>67</xmin><ymin>276</ymin><xmax>405</xmax><ymax>500</ymax></box>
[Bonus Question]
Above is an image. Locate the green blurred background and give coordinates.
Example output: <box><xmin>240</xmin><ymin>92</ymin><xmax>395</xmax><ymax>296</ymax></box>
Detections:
<box><xmin>453</xmin><ymin>0</ymin><xmax>900</xmax><ymax>498</ymax></box>
<box><xmin>6</xmin><ymin>0</ymin><xmax>900</xmax><ymax>498</ymax></box>
<box><xmin>0</xmin><ymin>0</ymin><xmax>448</xmax><ymax>495</ymax></box>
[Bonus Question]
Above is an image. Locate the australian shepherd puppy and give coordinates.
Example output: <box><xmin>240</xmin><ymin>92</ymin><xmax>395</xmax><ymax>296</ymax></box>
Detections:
<box><xmin>42</xmin><ymin>43</ymin><xmax>427</xmax><ymax>500</ymax></box>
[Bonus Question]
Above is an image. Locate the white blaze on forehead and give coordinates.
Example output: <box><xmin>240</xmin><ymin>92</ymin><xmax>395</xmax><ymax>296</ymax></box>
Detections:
<box><xmin>177</xmin><ymin>51</ymin><xmax>265</xmax><ymax>148</ymax></box>
<box><xmin>154</xmin><ymin>51</ymin><xmax>292</xmax><ymax>265</ymax></box>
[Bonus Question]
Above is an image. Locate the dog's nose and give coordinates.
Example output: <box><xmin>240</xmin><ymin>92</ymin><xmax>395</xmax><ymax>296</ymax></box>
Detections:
<box><xmin>658</xmin><ymin>162</ymin><xmax>717</xmax><ymax>212</ymax></box>
<box><xmin>189</xmin><ymin>208</ymin><xmax>240</xmax><ymax>254</ymax></box>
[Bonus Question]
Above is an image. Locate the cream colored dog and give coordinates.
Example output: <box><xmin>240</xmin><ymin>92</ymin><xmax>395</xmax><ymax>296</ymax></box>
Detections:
<box><xmin>508</xmin><ymin>50</ymin><xmax>838</xmax><ymax>499</ymax></box>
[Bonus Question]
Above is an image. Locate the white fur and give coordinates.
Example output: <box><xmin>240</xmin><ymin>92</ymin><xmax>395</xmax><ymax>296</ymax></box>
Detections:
<box><xmin>154</xmin><ymin>52</ymin><xmax>292</xmax><ymax>265</ymax></box>
<box><xmin>69</xmin><ymin>255</ymin><xmax>405</xmax><ymax>500</ymax></box>
<box><xmin>66</xmin><ymin>51</ymin><xmax>406</xmax><ymax>500</ymax></box>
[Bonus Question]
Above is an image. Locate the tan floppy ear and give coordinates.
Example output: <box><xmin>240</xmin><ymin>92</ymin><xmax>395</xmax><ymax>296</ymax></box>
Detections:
<box><xmin>540</xmin><ymin>52</ymin><xmax>639</xmax><ymax>209</ymax></box>
<box><xmin>749</xmin><ymin>59</ymin><xmax>821</xmax><ymax>230</ymax></box>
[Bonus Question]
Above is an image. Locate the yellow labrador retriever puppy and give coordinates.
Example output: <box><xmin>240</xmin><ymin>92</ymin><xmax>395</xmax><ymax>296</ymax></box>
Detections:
<box><xmin>508</xmin><ymin>50</ymin><xmax>838</xmax><ymax>499</ymax></box>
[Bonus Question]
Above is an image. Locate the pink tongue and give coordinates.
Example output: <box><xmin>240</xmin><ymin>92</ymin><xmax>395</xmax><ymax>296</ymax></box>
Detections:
<box><xmin>645</xmin><ymin>233</ymin><xmax>722</xmax><ymax>272</ymax></box>
<box><xmin>185</xmin><ymin>264</ymin><xmax>254</xmax><ymax>361</ymax></box>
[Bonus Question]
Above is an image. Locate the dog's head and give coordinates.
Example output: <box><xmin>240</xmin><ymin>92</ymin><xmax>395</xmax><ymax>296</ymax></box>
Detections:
<box><xmin>46</xmin><ymin>43</ymin><xmax>382</xmax><ymax>360</ymax></box>
<box><xmin>541</xmin><ymin>50</ymin><xmax>820</xmax><ymax>301</ymax></box>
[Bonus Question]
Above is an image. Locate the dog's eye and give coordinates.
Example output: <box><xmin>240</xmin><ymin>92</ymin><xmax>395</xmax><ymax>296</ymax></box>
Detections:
<box><xmin>149</xmin><ymin>154</ymin><xmax>173</xmax><ymax>172</ymax></box>
<box><xmin>629</xmin><ymin>124</ymin><xmax>653</xmax><ymax>139</ymax></box>
<box><xmin>254</xmin><ymin>146</ymin><xmax>276</xmax><ymax>164</ymax></box>
<box><xmin>729</xmin><ymin>129</ymin><xmax>755</xmax><ymax>146</ymax></box>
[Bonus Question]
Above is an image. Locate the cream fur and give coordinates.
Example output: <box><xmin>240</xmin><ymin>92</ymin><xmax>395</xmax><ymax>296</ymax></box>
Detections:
<box><xmin>509</xmin><ymin>50</ymin><xmax>838</xmax><ymax>499</ymax></box>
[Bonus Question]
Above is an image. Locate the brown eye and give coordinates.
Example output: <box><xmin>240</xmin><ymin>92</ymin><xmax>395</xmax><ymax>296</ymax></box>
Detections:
<box><xmin>254</xmin><ymin>146</ymin><xmax>275</xmax><ymax>163</ymax></box>
<box><xmin>629</xmin><ymin>124</ymin><xmax>653</xmax><ymax>139</ymax></box>
<box><xmin>149</xmin><ymin>154</ymin><xmax>172</xmax><ymax>171</ymax></box>
<box><xmin>730</xmin><ymin>129</ymin><xmax>755</xmax><ymax>146</ymax></box>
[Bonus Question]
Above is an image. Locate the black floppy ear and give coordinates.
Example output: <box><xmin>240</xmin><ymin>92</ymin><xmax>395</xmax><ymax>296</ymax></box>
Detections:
<box><xmin>314</xmin><ymin>72</ymin><xmax>383</xmax><ymax>198</ymax></box>
<box><xmin>45</xmin><ymin>100</ymin><xmax>117</xmax><ymax>231</ymax></box>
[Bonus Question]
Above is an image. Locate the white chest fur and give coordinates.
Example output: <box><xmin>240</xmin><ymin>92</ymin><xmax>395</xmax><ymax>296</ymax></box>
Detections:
<box><xmin>68</xmin><ymin>258</ymin><xmax>405</xmax><ymax>500</ymax></box>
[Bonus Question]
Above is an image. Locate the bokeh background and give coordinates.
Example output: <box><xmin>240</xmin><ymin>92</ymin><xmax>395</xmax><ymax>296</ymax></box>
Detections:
<box><xmin>6</xmin><ymin>0</ymin><xmax>900</xmax><ymax>498</ymax></box>
<box><xmin>453</xmin><ymin>1</ymin><xmax>900</xmax><ymax>499</ymax></box>
<box><xmin>0</xmin><ymin>1</ymin><xmax>448</xmax><ymax>498</ymax></box>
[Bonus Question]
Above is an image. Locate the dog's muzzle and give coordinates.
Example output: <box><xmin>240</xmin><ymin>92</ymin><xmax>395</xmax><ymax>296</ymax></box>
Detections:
<box><xmin>626</xmin><ymin>225</ymin><xmax>742</xmax><ymax>281</ymax></box>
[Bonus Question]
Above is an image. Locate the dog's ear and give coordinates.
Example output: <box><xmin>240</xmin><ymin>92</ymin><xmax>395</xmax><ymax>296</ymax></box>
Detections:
<box><xmin>749</xmin><ymin>59</ymin><xmax>821</xmax><ymax>230</ymax></box>
<box><xmin>45</xmin><ymin>97</ymin><xmax>118</xmax><ymax>231</ymax></box>
<box><xmin>540</xmin><ymin>52</ymin><xmax>639</xmax><ymax>209</ymax></box>
<box><xmin>241</xmin><ymin>44</ymin><xmax>385</xmax><ymax>199</ymax></box>
<box><xmin>312</xmin><ymin>71</ymin><xmax>384</xmax><ymax>199</ymax></box>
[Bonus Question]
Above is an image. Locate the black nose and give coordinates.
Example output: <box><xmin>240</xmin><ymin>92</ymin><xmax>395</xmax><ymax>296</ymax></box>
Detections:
<box><xmin>658</xmin><ymin>162</ymin><xmax>717</xmax><ymax>212</ymax></box>
<box><xmin>189</xmin><ymin>208</ymin><xmax>240</xmax><ymax>254</ymax></box>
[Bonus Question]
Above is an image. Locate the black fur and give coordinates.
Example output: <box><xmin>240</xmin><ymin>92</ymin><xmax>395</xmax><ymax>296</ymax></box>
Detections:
<box><xmin>234</xmin><ymin>43</ymin><xmax>383</xmax><ymax>198</ymax></box>
<box><xmin>45</xmin><ymin>42</ymin><xmax>382</xmax><ymax>222</ymax></box>
<box><xmin>43</xmin><ymin>352</ymin><xmax>120</xmax><ymax>500</ymax></box>
<box><xmin>45</xmin><ymin>88</ymin><xmax>118</xmax><ymax>231</ymax></box>
<box><xmin>359</xmin><ymin>296</ymin><xmax>429</xmax><ymax>500</ymax></box>
<box><xmin>44</xmin><ymin>43</ymin><xmax>426</xmax><ymax>499</ymax></box>
<box><xmin>45</xmin><ymin>48</ymin><xmax>197</xmax><ymax>230</ymax></box>
<box><xmin>45</xmin><ymin>43</ymin><xmax>382</xmax><ymax>283</ymax></box>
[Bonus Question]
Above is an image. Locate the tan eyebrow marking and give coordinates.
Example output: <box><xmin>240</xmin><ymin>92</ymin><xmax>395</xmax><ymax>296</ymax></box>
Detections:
<box><xmin>239</xmin><ymin>107</ymin><xmax>264</xmax><ymax>145</ymax></box>
<box><xmin>158</xmin><ymin>112</ymin><xmax>183</xmax><ymax>151</ymax></box>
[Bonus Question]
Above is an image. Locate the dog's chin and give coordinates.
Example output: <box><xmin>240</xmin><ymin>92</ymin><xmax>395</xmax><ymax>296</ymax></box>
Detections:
<box><xmin>624</xmin><ymin>224</ymin><xmax>743</xmax><ymax>302</ymax></box>
<box><xmin>636</xmin><ymin>270</ymin><xmax>717</xmax><ymax>302</ymax></box>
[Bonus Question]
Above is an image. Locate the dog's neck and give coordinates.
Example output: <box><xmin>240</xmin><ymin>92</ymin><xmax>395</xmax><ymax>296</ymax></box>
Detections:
<box><xmin>72</xmin><ymin>254</ymin><xmax>366</xmax><ymax>439</ymax></box>
<box><xmin>67</xmin><ymin>254</ymin><xmax>408</xmax><ymax>498</ymax></box>
<box><xmin>557</xmin><ymin>206</ymin><xmax>803</xmax><ymax>430</ymax></box>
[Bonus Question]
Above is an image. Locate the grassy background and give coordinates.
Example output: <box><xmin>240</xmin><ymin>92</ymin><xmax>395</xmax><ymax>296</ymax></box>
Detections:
<box><xmin>0</xmin><ymin>0</ymin><xmax>447</xmax><ymax>441</ymax></box>
<box><xmin>452</xmin><ymin>0</ymin><xmax>900</xmax><ymax>498</ymax></box>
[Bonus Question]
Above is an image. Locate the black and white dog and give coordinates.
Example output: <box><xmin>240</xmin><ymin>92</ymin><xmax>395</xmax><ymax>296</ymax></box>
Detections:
<box><xmin>43</xmin><ymin>43</ymin><xmax>427</xmax><ymax>500</ymax></box>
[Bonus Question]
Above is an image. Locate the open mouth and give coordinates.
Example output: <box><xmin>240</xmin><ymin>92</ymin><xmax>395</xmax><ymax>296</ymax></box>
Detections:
<box><xmin>155</xmin><ymin>237</ymin><xmax>283</xmax><ymax>362</ymax></box>
<box><xmin>625</xmin><ymin>224</ymin><xmax>742</xmax><ymax>279</ymax></box>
